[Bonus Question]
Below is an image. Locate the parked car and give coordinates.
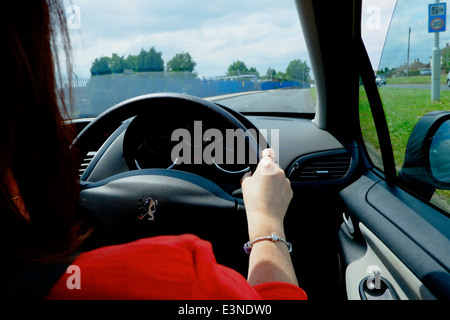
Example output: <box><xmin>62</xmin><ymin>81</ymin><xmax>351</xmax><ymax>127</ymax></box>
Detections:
<box><xmin>420</xmin><ymin>68</ymin><xmax>432</xmax><ymax>75</ymax></box>
<box><xmin>375</xmin><ymin>75</ymin><xmax>386</xmax><ymax>86</ymax></box>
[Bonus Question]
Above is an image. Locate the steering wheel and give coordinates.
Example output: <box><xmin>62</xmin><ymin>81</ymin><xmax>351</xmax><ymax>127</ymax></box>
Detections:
<box><xmin>73</xmin><ymin>93</ymin><xmax>263</xmax><ymax>273</ymax></box>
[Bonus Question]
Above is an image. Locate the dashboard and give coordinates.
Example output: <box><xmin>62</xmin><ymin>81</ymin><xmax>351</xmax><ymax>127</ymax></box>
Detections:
<box><xmin>79</xmin><ymin>107</ymin><xmax>357</xmax><ymax>195</ymax></box>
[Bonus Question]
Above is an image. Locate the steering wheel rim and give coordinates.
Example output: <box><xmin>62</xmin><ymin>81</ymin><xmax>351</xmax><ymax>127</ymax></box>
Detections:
<box><xmin>74</xmin><ymin>92</ymin><xmax>261</xmax><ymax>165</ymax></box>
<box><xmin>74</xmin><ymin>93</ymin><xmax>262</xmax><ymax>272</ymax></box>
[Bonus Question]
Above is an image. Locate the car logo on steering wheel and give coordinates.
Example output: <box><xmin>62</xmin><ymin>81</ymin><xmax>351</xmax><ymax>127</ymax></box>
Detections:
<box><xmin>138</xmin><ymin>197</ymin><xmax>158</xmax><ymax>221</ymax></box>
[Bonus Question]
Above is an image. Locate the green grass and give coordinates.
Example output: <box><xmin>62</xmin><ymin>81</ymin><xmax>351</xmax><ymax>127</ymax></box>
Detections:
<box><xmin>360</xmin><ymin>87</ymin><xmax>450</xmax><ymax>167</ymax></box>
<box><xmin>309</xmin><ymin>87</ymin><xmax>317</xmax><ymax>104</ymax></box>
<box><xmin>310</xmin><ymin>86</ymin><xmax>448</xmax><ymax>211</ymax></box>
<box><xmin>360</xmin><ymin>86</ymin><xmax>450</xmax><ymax>211</ymax></box>
<box><xmin>386</xmin><ymin>74</ymin><xmax>447</xmax><ymax>85</ymax></box>
<box><xmin>313</xmin><ymin>86</ymin><xmax>448</xmax><ymax>169</ymax></box>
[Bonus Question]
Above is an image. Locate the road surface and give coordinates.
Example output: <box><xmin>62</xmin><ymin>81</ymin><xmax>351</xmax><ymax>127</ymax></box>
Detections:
<box><xmin>210</xmin><ymin>88</ymin><xmax>316</xmax><ymax>114</ymax></box>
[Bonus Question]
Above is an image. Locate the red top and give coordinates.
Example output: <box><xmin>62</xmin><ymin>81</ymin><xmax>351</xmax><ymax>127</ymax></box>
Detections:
<box><xmin>45</xmin><ymin>234</ymin><xmax>307</xmax><ymax>300</ymax></box>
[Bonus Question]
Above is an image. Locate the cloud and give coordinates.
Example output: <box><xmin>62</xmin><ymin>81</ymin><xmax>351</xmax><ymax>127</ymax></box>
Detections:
<box><xmin>65</xmin><ymin>0</ymin><xmax>309</xmax><ymax>78</ymax></box>
<box><xmin>366</xmin><ymin>0</ymin><xmax>450</xmax><ymax>71</ymax></box>
<box><xmin>361</xmin><ymin>0</ymin><xmax>397</xmax><ymax>70</ymax></box>
<box><xmin>64</xmin><ymin>0</ymin><xmax>449</xmax><ymax>78</ymax></box>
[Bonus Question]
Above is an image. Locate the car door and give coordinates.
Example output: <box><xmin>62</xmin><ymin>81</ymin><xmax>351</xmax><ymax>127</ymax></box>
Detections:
<box><xmin>339</xmin><ymin>169</ymin><xmax>450</xmax><ymax>300</ymax></box>
<box><xmin>336</xmin><ymin>0</ymin><xmax>450</xmax><ymax>300</ymax></box>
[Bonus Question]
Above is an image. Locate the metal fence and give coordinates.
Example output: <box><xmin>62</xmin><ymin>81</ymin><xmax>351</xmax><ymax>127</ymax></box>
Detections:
<box><xmin>260</xmin><ymin>81</ymin><xmax>302</xmax><ymax>90</ymax></box>
<box><xmin>62</xmin><ymin>73</ymin><xmax>301</xmax><ymax>118</ymax></box>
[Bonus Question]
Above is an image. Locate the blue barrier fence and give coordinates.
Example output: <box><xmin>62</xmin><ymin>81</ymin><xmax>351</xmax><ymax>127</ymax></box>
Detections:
<box><xmin>260</xmin><ymin>81</ymin><xmax>302</xmax><ymax>90</ymax></box>
<box><xmin>63</xmin><ymin>73</ymin><xmax>306</xmax><ymax>118</ymax></box>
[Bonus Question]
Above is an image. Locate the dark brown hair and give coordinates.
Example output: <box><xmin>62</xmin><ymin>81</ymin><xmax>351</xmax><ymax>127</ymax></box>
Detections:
<box><xmin>0</xmin><ymin>0</ymin><xmax>87</xmax><ymax>262</ymax></box>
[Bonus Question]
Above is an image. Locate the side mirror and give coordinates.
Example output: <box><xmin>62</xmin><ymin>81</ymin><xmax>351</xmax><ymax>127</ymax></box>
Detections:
<box><xmin>429</xmin><ymin>120</ymin><xmax>450</xmax><ymax>186</ymax></box>
<box><xmin>398</xmin><ymin>111</ymin><xmax>450</xmax><ymax>200</ymax></box>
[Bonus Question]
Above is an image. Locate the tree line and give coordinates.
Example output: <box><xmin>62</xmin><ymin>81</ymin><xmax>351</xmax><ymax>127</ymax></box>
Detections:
<box><xmin>228</xmin><ymin>60</ymin><xmax>310</xmax><ymax>85</ymax></box>
<box><xmin>90</xmin><ymin>47</ymin><xmax>196</xmax><ymax>76</ymax></box>
<box><xmin>90</xmin><ymin>47</ymin><xmax>311</xmax><ymax>84</ymax></box>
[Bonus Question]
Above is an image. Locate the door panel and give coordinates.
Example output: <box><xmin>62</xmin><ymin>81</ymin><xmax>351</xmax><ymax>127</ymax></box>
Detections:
<box><xmin>342</xmin><ymin>223</ymin><xmax>435</xmax><ymax>300</ymax></box>
<box><xmin>338</xmin><ymin>173</ymin><xmax>450</xmax><ymax>300</ymax></box>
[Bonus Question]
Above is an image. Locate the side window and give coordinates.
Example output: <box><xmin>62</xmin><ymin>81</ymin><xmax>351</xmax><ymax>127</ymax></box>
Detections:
<box><xmin>360</xmin><ymin>0</ymin><xmax>450</xmax><ymax>215</ymax></box>
<box><xmin>360</xmin><ymin>83</ymin><xmax>450</xmax><ymax>214</ymax></box>
<box><xmin>432</xmin><ymin>189</ymin><xmax>450</xmax><ymax>215</ymax></box>
<box><xmin>359</xmin><ymin>0</ymin><xmax>394</xmax><ymax>173</ymax></box>
<box><xmin>359</xmin><ymin>86</ymin><xmax>384</xmax><ymax>171</ymax></box>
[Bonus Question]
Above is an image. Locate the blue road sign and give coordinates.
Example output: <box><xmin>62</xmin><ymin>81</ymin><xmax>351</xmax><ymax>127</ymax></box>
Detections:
<box><xmin>429</xmin><ymin>3</ymin><xmax>446</xmax><ymax>33</ymax></box>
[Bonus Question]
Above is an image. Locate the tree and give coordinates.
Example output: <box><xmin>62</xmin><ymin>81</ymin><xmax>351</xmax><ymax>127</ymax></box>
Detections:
<box><xmin>227</xmin><ymin>61</ymin><xmax>249</xmax><ymax>76</ymax></box>
<box><xmin>285</xmin><ymin>59</ymin><xmax>310</xmax><ymax>84</ymax></box>
<box><xmin>108</xmin><ymin>53</ymin><xmax>125</xmax><ymax>73</ymax></box>
<box><xmin>90</xmin><ymin>47</ymin><xmax>164</xmax><ymax>75</ymax></box>
<box><xmin>146</xmin><ymin>47</ymin><xmax>164</xmax><ymax>71</ymax></box>
<box><xmin>265</xmin><ymin>68</ymin><xmax>276</xmax><ymax>80</ymax></box>
<box><xmin>248</xmin><ymin>67</ymin><xmax>260</xmax><ymax>77</ymax></box>
<box><xmin>90</xmin><ymin>56</ymin><xmax>111</xmax><ymax>75</ymax></box>
<box><xmin>226</xmin><ymin>61</ymin><xmax>260</xmax><ymax>78</ymax></box>
<box><xmin>137</xmin><ymin>47</ymin><xmax>164</xmax><ymax>72</ymax></box>
<box><xmin>123</xmin><ymin>54</ymin><xmax>138</xmax><ymax>71</ymax></box>
<box><xmin>167</xmin><ymin>52</ymin><xmax>197</xmax><ymax>72</ymax></box>
<box><xmin>275</xmin><ymin>71</ymin><xmax>288</xmax><ymax>82</ymax></box>
<box><xmin>137</xmin><ymin>49</ymin><xmax>147</xmax><ymax>71</ymax></box>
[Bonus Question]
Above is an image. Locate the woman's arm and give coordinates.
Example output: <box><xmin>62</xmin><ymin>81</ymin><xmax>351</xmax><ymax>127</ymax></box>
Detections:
<box><xmin>241</xmin><ymin>149</ymin><xmax>298</xmax><ymax>286</ymax></box>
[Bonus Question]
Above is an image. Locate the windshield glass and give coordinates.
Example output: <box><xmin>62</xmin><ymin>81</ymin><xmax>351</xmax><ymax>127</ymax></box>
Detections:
<box><xmin>62</xmin><ymin>0</ymin><xmax>314</xmax><ymax>119</ymax></box>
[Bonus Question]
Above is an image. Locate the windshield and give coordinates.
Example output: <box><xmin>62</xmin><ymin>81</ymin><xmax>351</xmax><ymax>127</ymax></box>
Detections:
<box><xmin>62</xmin><ymin>0</ymin><xmax>314</xmax><ymax>119</ymax></box>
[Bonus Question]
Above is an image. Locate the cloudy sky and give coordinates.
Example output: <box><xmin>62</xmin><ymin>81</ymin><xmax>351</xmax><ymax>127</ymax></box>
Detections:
<box><xmin>64</xmin><ymin>0</ymin><xmax>448</xmax><ymax>78</ymax></box>
<box><xmin>65</xmin><ymin>0</ymin><xmax>309</xmax><ymax>78</ymax></box>
<box><xmin>363</xmin><ymin>0</ymin><xmax>450</xmax><ymax>71</ymax></box>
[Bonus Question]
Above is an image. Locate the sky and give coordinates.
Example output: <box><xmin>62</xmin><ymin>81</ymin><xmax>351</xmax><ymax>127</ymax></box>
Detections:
<box><xmin>362</xmin><ymin>0</ymin><xmax>450</xmax><ymax>71</ymax></box>
<box><xmin>63</xmin><ymin>0</ymin><xmax>449</xmax><ymax>79</ymax></box>
<box><xmin>65</xmin><ymin>0</ymin><xmax>309</xmax><ymax>78</ymax></box>
<box><xmin>361</xmin><ymin>0</ymin><xmax>397</xmax><ymax>69</ymax></box>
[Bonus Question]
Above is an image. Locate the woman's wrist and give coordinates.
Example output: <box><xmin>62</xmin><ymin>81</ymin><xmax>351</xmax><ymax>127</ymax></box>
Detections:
<box><xmin>244</xmin><ymin>233</ymin><xmax>292</xmax><ymax>254</ymax></box>
<box><xmin>247</xmin><ymin>217</ymin><xmax>285</xmax><ymax>241</ymax></box>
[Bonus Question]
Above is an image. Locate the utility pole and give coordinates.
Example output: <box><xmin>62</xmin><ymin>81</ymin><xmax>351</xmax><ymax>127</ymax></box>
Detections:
<box><xmin>407</xmin><ymin>27</ymin><xmax>411</xmax><ymax>77</ymax></box>
<box><xmin>431</xmin><ymin>22</ymin><xmax>441</xmax><ymax>101</ymax></box>
<box><xmin>430</xmin><ymin>0</ymin><xmax>445</xmax><ymax>101</ymax></box>
<box><xmin>447</xmin><ymin>43</ymin><xmax>449</xmax><ymax>68</ymax></box>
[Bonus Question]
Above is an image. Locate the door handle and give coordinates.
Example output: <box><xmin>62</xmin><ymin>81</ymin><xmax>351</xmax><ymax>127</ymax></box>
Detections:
<box><xmin>343</xmin><ymin>212</ymin><xmax>355</xmax><ymax>235</ymax></box>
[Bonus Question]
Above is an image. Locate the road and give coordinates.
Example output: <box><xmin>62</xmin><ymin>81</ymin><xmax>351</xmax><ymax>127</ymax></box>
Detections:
<box><xmin>210</xmin><ymin>88</ymin><xmax>316</xmax><ymax>113</ymax></box>
<box><xmin>208</xmin><ymin>84</ymin><xmax>449</xmax><ymax>114</ymax></box>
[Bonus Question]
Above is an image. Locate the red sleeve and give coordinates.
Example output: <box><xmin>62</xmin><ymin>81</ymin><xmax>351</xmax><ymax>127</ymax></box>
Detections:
<box><xmin>45</xmin><ymin>234</ymin><xmax>306</xmax><ymax>300</ymax></box>
<box><xmin>253</xmin><ymin>282</ymin><xmax>308</xmax><ymax>300</ymax></box>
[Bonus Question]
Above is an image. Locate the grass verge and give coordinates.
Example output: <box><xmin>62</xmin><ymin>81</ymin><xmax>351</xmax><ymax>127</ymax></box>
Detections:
<box><xmin>386</xmin><ymin>74</ymin><xmax>447</xmax><ymax>85</ymax></box>
<box><xmin>359</xmin><ymin>86</ymin><xmax>450</xmax><ymax>212</ymax></box>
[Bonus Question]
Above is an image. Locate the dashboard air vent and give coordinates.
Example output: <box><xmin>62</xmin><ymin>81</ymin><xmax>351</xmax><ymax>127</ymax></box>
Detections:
<box><xmin>288</xmin><ymin>152</ymin><xmax>352</xmax><ymax>182</ymax></box>
<box><xmin>79</xmin><ymin>151</ymin><xmax>97</xmax><ymax>177</ymax></box>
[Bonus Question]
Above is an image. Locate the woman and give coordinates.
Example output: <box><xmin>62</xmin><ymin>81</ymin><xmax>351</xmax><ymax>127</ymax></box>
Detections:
<box><xmin>0</xmin><ymin>0</ymin><xmax>306</xmax><ymax>300</ymax></box>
